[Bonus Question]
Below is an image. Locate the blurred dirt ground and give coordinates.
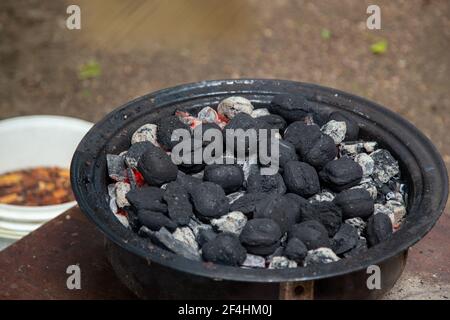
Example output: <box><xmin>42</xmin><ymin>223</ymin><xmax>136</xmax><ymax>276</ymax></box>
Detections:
<box><xmin>0</xmin><ymin>0</ymin><xmax>449</xmax><ymax>299</ymax></box>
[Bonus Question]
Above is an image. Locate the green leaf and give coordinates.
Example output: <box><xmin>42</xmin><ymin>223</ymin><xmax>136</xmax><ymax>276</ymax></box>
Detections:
<box><xmin>321</xmin><ymin>28</ymin><xmax>331</xmax><ymax>40</ymax></box>
<box><xmin>371</xmin><ymin>40</ymin><xmax>388</xmax><ymax>54</ymax></box>
<box><xmin>78</xmin><ymin>60</ymin><xmax>101</xmax><ymax>80</ymax></box>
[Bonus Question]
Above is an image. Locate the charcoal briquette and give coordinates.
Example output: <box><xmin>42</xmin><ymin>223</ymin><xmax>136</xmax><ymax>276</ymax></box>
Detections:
<box><xmin>137</xmin><ymin>144</ymin><xmax>178</xmax><ymax>186</ymax></box>
<box><xmin>138</xmin><ymin>210</ymin><xmax>177</xmax><ymax>232</ymax></box>
<box><xmin>256</xmin><ymin>114</ymin><xmax>287</xmax><ymax>131</ymax></box>
<box><xmin>203</xmin><ymin>164</ymin><xmax>244</xmax><ymax>194</ymax></box>
<box><xmin>283</xmin><ymin>161</ymin><xmax>320</xmax><ymax>197</ymax></box>
<box><xmin>254</xmin><ymin>194</ymin><xmax>299</xmax><ymax>233</ymax></box>
<box><xmin>269</xmin><ymin>94</ymin><xmax>314</xmax><ymax>122</ymax></box>
<box><xmin>229</xmin><ymin>192</ymin><xmax>267</xmax><ymax>216</ymax></box>
<box><xmin>126</xmin><ymin>186</ymin><xmax>167</xmax><ymax>213</ymax></box>
<box><xmin>306</xmin><ymin>201</ymin><xmax>343</xmax><ymax>237</ymax></box>
<box><xmin>288</xmin><ymin>220</ymin><xmax>331</xmax><ymax>250</ymax></box>
<box><xmin>246</xmin><ymin>169</ymin><xmax>286</xmax><ymax>194</ymax></box>
<box><xmin>284</xmin><ymin>237</ymin><xmax>308</xmax><ymax>263</ymax></box>
<box><xmin>190</xmin><ymin>182</ymin><xmax>230</xmax><ymax>219</ymax></box>
<box><xmin>333</xmin><ymin>188</ymin><xmax>374</xmax><ymax>219</ymax></box>
<box><xmin>303</xmin><ymin>134</ymin><xmax>338</xmax><ymax>168</ymax></box>
<box><xmin>284</xmin><ymin>122</ymin><xmax>321</xmax><ymax>156</ymax></box>
<box><xmin>319</xmin><ymin>157</ymin><xmax>363</xmax><ymax>191</ymax></box>
<box><xmin>202</xmin><ymin>233</ymin><xmax>247</xmax><ymax>266</ymax></box>
<box><xmin>239</xmin><ymin>218</ymin><xmax>282</xmax><ymax>255</ymax></box>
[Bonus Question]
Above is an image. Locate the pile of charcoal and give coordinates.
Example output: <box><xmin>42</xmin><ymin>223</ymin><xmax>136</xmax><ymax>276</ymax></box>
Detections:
<box><xmin>106</xmin><ymin>94</ymin><xmax>408</xmax><ymax>269</ymax></box>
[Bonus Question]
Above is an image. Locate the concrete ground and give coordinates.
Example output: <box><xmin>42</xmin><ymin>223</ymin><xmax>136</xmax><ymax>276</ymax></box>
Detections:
<box><xmin>0</xmin><ymin>0</ymin><xmax>449</xmax><ymax>299</ymax></box>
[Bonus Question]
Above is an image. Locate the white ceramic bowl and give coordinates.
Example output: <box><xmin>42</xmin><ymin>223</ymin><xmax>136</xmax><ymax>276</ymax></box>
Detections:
<box><xmin>0</xmin><ymin>115</ymin><xmax>93</xmax><ymax>240</ymax></box>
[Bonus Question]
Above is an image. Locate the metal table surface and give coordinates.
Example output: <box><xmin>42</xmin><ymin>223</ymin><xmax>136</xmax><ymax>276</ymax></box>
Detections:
<box><xmin>0</xmin><ymin>206</ymin><xmax>448</xmax><ymax>300</ymax></box>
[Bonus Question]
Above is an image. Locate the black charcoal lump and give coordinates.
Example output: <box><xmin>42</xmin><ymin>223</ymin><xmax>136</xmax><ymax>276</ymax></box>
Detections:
<box><xmin>190</xmin><ymin>182</ymin><xmax>229</xmax><ymax>219</ymax></box>
<box><xmin>203</xmin><ymin>164</ymin><xmax>244</xmax><ymax>194</ymax></box>
<box><xmin>137</xmin><ymin>144</ymin><xmax>178</xmax><ymax>186</ymax></box>
<box><xmin>277</xmin><ymin>140</ymin><xmax>298</xmax><ymax>168</ymax></box>
<box><xmin>202</xmin><ymin>233</ymin><xmax>247</xmax><ymax>266</ymax></box>
<box><xmin>307</xmin><ymin>201</ymin><xmax>343</xmax><ymax>237</ymax></box>
<box><xmin>283</xmin><ymin>161</ymin><xmax>320</xmax><ymax>197</ymax></box>
<box><xmin>366</xmin><ymin>213</ymin><xmax>393</xmax><ymax>246</ymax></box>
<box><xmin>156</xmin><ymin>115</ymin><xmax>190</xmax><ymax>150</ymax></box>
<box><xmin>284</xmin><ymin>122</ymin><xmax>321</xmax><ymax>156</ymax></box>
<box><xmin>319</xmin><ymin>157</ymin><xmax>363</xmax><ymax>191</ymax></box>
<box><xmin>126</xmin><ymin>186</ymin><xmax>167</xmax><ymax>213</ymax></box>
<box><xmin>284</xmin><ymin>238</ymin><xmax>308</xmax><ymax>263</ymax></box>
<box><xmin>246</xmin><ymin>168</ymin><xmax>286</xmax><ymax>194</ymax></box>
<box><xmin>269</xmin><ymin>94</ymin><xmax>314</xmax><ymax>122</ymax></box>
<box><xmin>125</xmin><ymin>141</ymin><xmax>154</xmax><ymax>168</ymax></box>
<box><xmin>239</xmin><ymin>218</ymin><xmax>282</xmax><ymax>255</ymax></box>
<box><xmin>331</xmin><ymin>223</ymin><xmax>359</xmax><ymax>254</ymax></box>
<box><xmin>333</xmin><ymin>188</ymin><xmax>374</xmax><ymax>219</ymax></box>
<box><xmin>138</xmin><ymin>210</ymin><xmax>177</xmax><ymax>231</ymax></box>
<box><xmin>163</xmin><ymin>182</ymin><xmax>193</xmax><ymax>226</ymax></box>
<box><xmin>230</xmin><ymin>192</ymin><xmax>267</xmax><ymax>216</ymax></box>
<box><xmin>288</xmin><ymin>220</ymin><xmax>331</xmax><ymax>250</ymax></box>
<box><xmin>254</xmin><ymin>195</ymin><xmax>299</xmax><ymax>233</ymax></box>
<box><xmin>303</xmin><ymin>134</ymin><xmax>338</xmax><ymax>168</ymax></box>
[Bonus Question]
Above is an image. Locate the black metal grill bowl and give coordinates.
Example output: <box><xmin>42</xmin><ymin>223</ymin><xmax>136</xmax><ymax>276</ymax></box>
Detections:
<box><xmin>70</xmin><ymin>79</ymin><xmax>448</xmax><ymax>299</ymax></box>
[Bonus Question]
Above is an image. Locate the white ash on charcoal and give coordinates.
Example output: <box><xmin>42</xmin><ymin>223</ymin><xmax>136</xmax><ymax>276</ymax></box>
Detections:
<box><xmin>241</xmin><ymin>254</ymin><xmax>266</xmax><ymax>268</ymax></box>
<box><xmin>370</xmin><ymin>149</ymin><xmax>400</xmax><ymax>185</ymax></box>
<box><xmin>339</xmin><ymin>141</ymin><xmax>377</xmax><ymax>157</ymax></box>
<box><xmin>385</xmin><ymin>200</ymin><xmax>407</xmax><ymax>226</ymax></box>
<box><xmin>327</xmin><ymin>112</ymin><xmax>359</xmax><ymax>141</ymax></box>
<box><xmin>354</xmin><ymin>153</ymin><xmax>375</xmax><ymax>177</ymax></box>
<box><xmin>304</xmin><ymin>248</ymin><xmax>340</xmax><ymax>266</ymax></box>
<box><xmin>268</xmin><ymin>256</ymin><xmax>298</xmax><ymax>269</ymax></box>
<box><xmin>124</xmin><ymin>142</ymin><xmax>154</xmax><ymax>168</ymax></box>
<box><xmin>350</xmin><ymin>177</ymin><xmax>378</xmax><ymax>200</ymax></box>
<box><xmin>107</xmin><ymin>184</ymin><xmax>118</xmax><ymax>214</ymax></box>
<box><xmin>103</xmin><ymin>93</ymin><xmax>410</xmax><ymax>268</ymax></box>
<box><xmin>217</xmin><ymin>96</ymin><xmax>254</xmax><ymax>119</ymax></box>
<box><xmin>211</xmin><ymin>211</ymin><xmax>247</xmax><ymax>235</ymax></box>
<box><xmin>250</xmin><ymin>108</ymin><xmax>270</xmax><ymax>118</ymax></box>
<box><xmin>344</xmin><ymin>217</ymin><xmax>366</xmax><ymax>236</ymax></box>
<box><xmin>173</xmin><ymin>227</ymin><xmax>199</xmax><ymax>252</ymax></box>
<box><xmin>321</xmin><ymin>120</ymin><xmax>347</xmax><ymax>144</ymax></box>
<box><xmin>187</xmin><ymin>216</ymin><xmax>213</xmax><ymax>238</ymax></box>
<box><xmin>115</xmin><ymin>181</ymin><xmax>131</xmax><ymax>208</ymax></box>
<box><xmin>309</xmin><ymin>190</ymin><xmax>335</xmax><ymax>203</ymax></box>
<box><xmin>197</xmin><ymin>107</ymin><xmax>223</xmax><ymax>126</ymax></box>
<box><xmin>226</xmin><ymin>191</ymin><xmax>245</xmax><ymax>205</ymax></box>
<box><xmin>131</xmin><ymin>123</ymin><xmax>158</xmax><ymax>145</ymax></box>
<box><xmin>141</xmin><ymin>226</ymin><xmax>201</xmax><ymax>261</ymax></box>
